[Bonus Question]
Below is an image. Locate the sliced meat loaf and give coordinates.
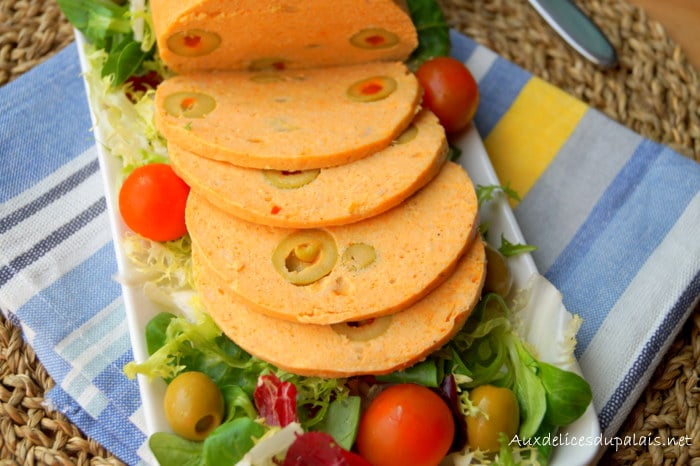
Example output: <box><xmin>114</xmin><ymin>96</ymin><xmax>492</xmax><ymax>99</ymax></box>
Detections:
<box><xmin>154</xmin><ymin>61</ymin><xmax>421</xmax><ymax>170</ymax></box>
<box><xmin>169</xmin><ymin>109</ymin><xmax>448</xmax><ymax>228</ymax></box>
<box><xmin>186</xmin><ymin>162</ymin><xmax>479</xmax><ymax>325</ymax></box>
<box><xmin>194</xmin><ymin>236</ymin><xmax>485</xmax><ymax>378</ymax></box>
<box><xmin>150</xmin><ymin>0</ymin><xmax>417</xmax><ymax>74</ymax></box>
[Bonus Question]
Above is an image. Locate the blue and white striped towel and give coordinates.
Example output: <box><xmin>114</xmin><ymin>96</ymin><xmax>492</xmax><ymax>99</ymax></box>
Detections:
<box><xmin>0</xmin><ymin>31</ymin><xmax>698</xmax><ymax>465</ymax></box>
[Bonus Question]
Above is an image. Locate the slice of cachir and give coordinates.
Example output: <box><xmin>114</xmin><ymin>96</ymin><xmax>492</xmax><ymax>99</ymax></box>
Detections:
<box><xmin>186</xmin><ymin>162</ymin><xmax>480</xmax><ymax>325</ymax></box>
<box><xmin>150</xmin><ymin>0</ymin><xmax>417</xmax><ymax>73</ymax></box>
<box><xmin>193</xmin><ymin>236</ymin><xmax>486</xmax><ymax>378</ymax></box>
<box><xmin>155</xmin><ymin>61</ymin><xmax>421</xmax><ymax>170</ymax></box>
<box><xmin>168</xmin><ymin>109</ymin><xmax>448</xmax><ymax>228</ymax></box>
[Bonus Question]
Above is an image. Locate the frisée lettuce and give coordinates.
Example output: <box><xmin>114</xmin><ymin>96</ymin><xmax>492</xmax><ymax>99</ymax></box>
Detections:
<box><xmin>124</xmin><ymin>304</ymin><xmax>360</xmax><ymax>465</ymax></box>
<box><xmin>58</xmin><ymin>0</ymin><xmax>156</xmax><ymax>86</ymax></box>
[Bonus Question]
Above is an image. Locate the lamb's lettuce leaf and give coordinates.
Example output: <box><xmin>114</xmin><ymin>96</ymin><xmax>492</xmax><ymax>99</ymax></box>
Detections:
<box><xmin>406</xmin><ymin>0</ymin><xmax>451</xmax><ymax>70</ymax></box>
<box><xmin>57</xmin><ymin>0</ymin><xmax>155</xmax><ymax>86</ymax></box>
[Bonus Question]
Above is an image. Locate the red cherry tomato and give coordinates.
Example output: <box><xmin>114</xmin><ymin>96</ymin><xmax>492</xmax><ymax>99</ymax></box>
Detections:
<box><xmin>415</xmin><ymin>56</ymin><xmax>479</xmax><ymax>133</ymax></box>
<box><xmin>118</xmin><ymin>163</ymin><xmax>190</xmax><ymax>242</ymax></box>
<box><xmin>356</xmin><ymin>384</ymin><xmax>455</xmax><ymax>466</ymax></box>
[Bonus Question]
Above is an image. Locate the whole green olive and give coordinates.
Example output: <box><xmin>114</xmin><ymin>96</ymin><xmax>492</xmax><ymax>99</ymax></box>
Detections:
<box><xmin>163</xmin><ymin>371</ymin><xmax>225</xmax><ymax>441</ymax></box>
<box><xmin>466</xmin><ymin>385</ymin><xmax>520</xmax><ymax>452</ymax></box>
<box><xmin>483</xmin><ymin>243</ymin><xmax>513</xmax><ymax>297</ymax></box>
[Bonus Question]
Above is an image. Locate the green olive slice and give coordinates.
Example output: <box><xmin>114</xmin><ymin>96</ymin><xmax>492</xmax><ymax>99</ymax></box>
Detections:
<box><xmin>263</xmin><ymin>169</ymin><xmax>320</xmax><ymax>189</ymax></box>
<box><xmin>167</xmin><ymin>29</ymin><xmax>221</xmax><ymax>57</ymax></box>
<box><xmin>349</xmin><ymin>28</ymin><xmax>400</xmax><ymax>49</ymax></box>
<box><xmin>248</xmin><ymin>57</ymin><xmax>290</xmax><ymax>71</ymax></box>
<box><xmin>391</xmin><ymin>124</ymin><xmax>418</xmax><ymax>145</ymax></box>
<box><xmin>331</xmin><ymin>315</ymin><xmax>393</xmax><ymax>341</ymax></box>
<box><xmin>164</xmin><ymin>91</ymin><xmax>216</xmax><ymax>118</ymax></box>
<box><xmin>342</xmin><ymin>243</ymin><xmax>377</xmax><ymax>271</ymax></box>
<box><xmin>272</xmin><ymin>230</ymin><xmax>338</xmax><ymax>285</ymax></box>
<box><xmin>483</xmin><ymin>243</ymin><xmax>513</xmax><ymax>296</ymax></box>
<box><xmin>347</xmin><ymin>76</ymin><xmax>397</xmax><ymax>102</ymax></box>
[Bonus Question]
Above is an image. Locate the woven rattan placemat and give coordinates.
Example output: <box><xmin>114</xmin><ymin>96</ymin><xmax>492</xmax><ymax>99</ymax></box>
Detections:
<box><xmin>1</xmin><ymin>0</ymin><xmax>698</xmax><ymax>464</ymax></box>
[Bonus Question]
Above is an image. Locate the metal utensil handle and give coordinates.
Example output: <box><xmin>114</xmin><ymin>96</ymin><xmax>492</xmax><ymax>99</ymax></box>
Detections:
<box><xmin>529</xmin><ymin>0</ymin><xmax>618</xmax><ymax>68</ymax></box>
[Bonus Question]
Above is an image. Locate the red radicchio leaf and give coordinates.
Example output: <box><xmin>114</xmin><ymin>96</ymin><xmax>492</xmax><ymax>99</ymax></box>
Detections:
<box><xmin>282</xmin><ymin>432</ymin><xmax>371</xmax><ymax>466</ymax></box>
<box><xmin>438</xmin><ymin>374</ymin><xmax>467</xmax><ymax>452</ymax></box>
<box><xmin>124</xmin><ymin>70</ymin><xmax>162</xmax><ymax>102</ymax></box>
<box><xmin>254</xmin><ymin>373</ymin><xmax>299</xmax><ymax>427</ymax></box>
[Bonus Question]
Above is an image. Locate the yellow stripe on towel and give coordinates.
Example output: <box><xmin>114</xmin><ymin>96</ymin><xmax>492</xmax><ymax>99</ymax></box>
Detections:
<box><xmin>484</xmin><ymin>77</ymin><xmax>587</xmax><ymax>205</ymax></box>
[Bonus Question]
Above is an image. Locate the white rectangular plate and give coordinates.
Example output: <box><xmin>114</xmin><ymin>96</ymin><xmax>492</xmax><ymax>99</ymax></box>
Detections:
<box><xmin>452</xmin><ymin>129</ymin><xmax>601</xmax><ymax>465</ymax></box>
<box><xmin>77</xmin><ymin>35</ymin><xmax>600</xmax><ymax>466</ymax></box>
